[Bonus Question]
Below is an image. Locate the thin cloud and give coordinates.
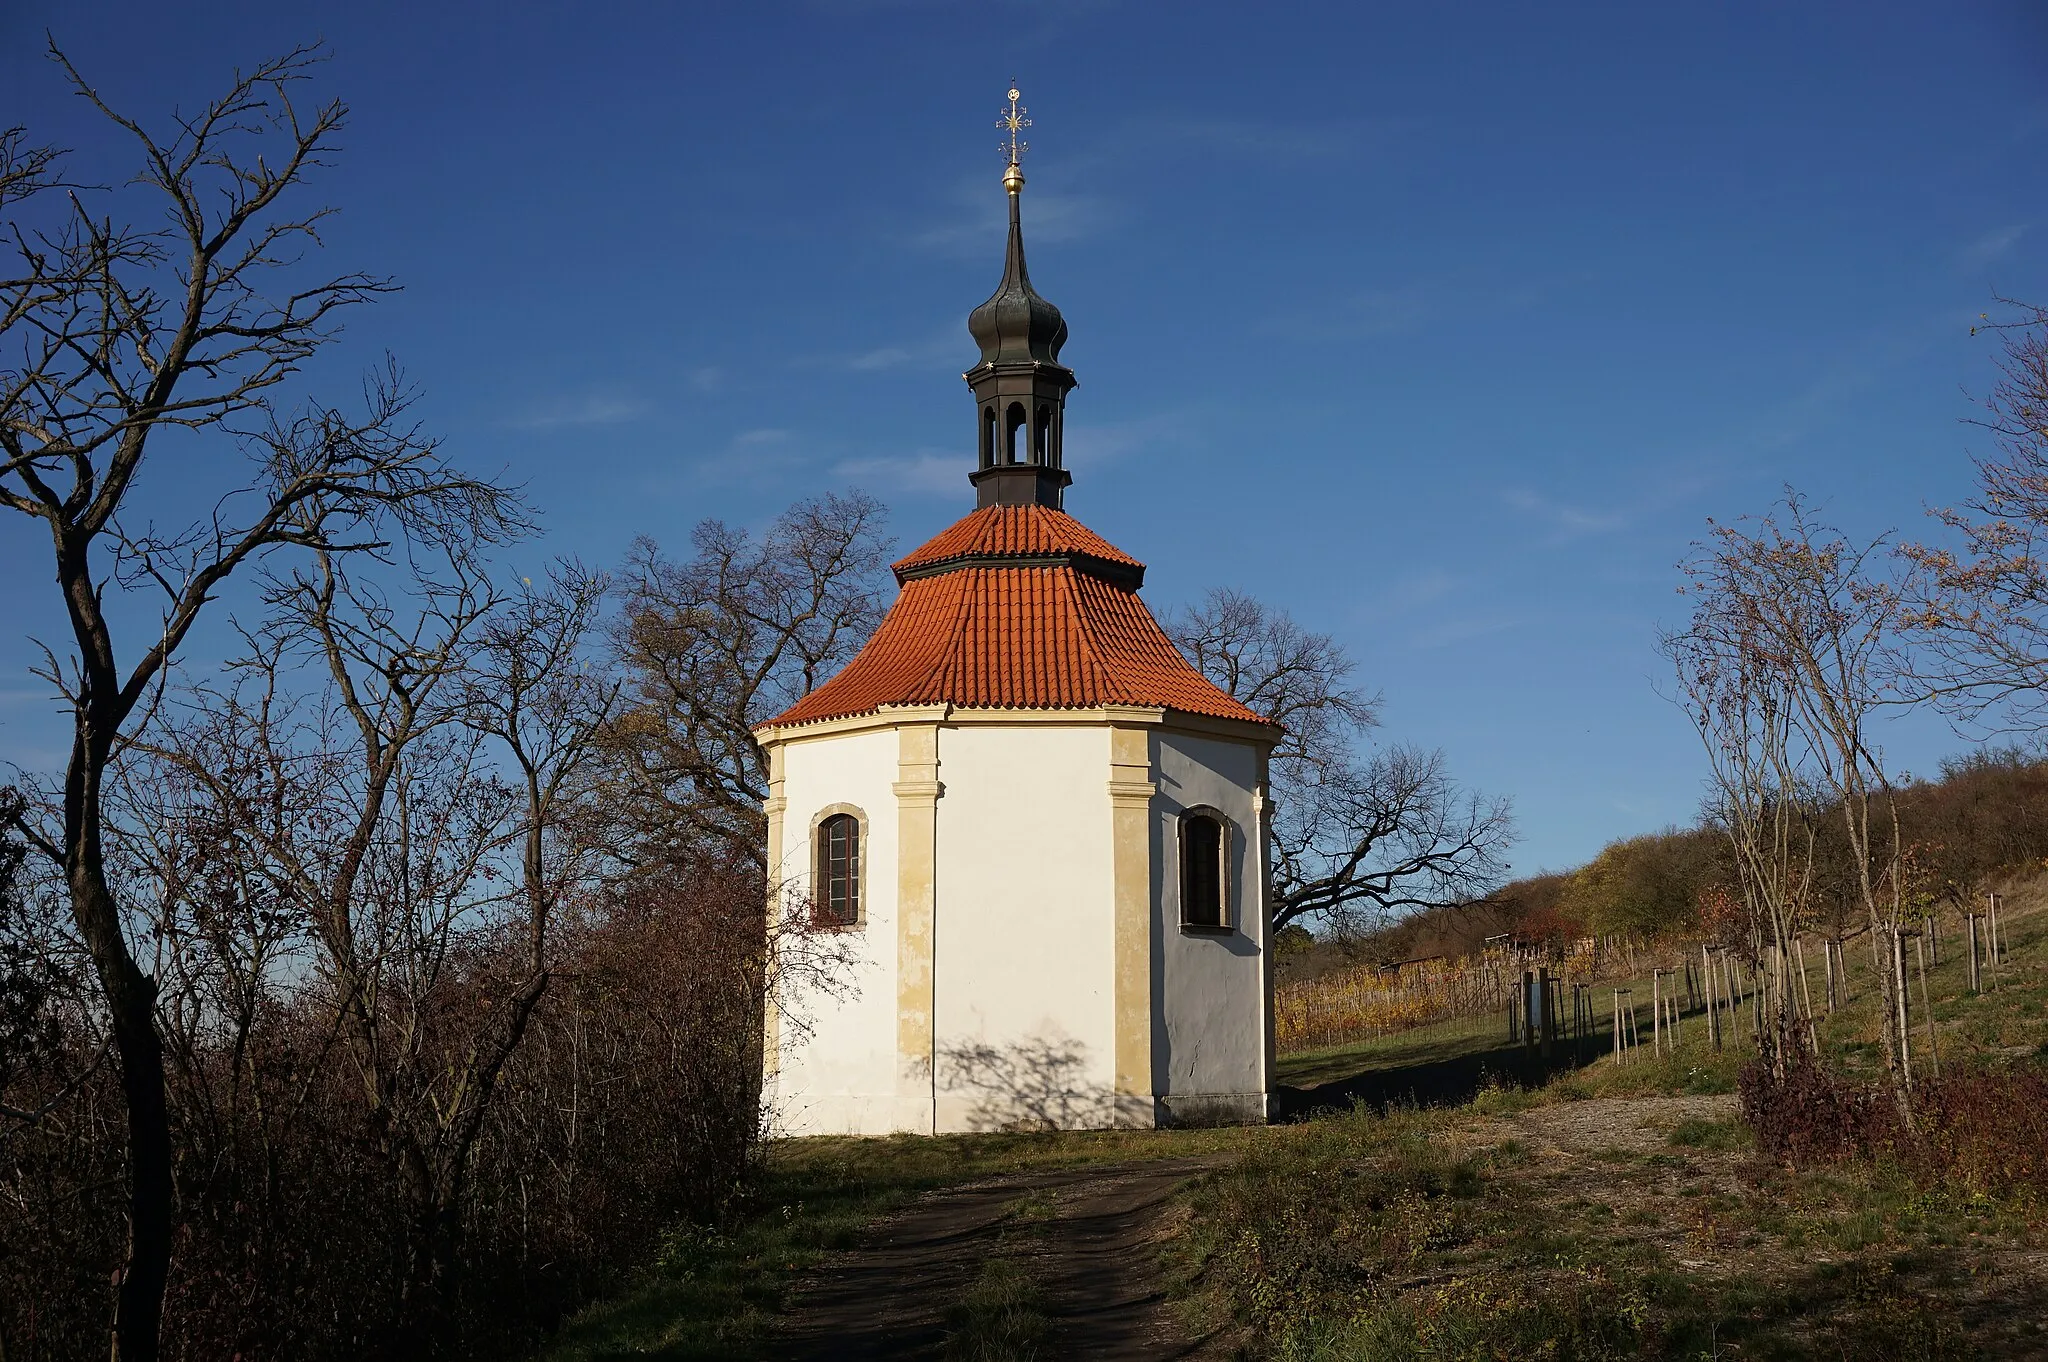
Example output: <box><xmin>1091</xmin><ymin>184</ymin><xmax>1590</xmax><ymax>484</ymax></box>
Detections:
<box><xmin>1262</xmin><ymin>282</ymin><xmax>1436</xmax><ymax>341</ymax></box>
<box><xmin>838</xmin><ymin>329</ymin><xmax>960</xmax><ymax>372</ymax></box>
<box><xmin>1402</xmin><ymin>614</ymin><xmax>1527</xmax><ymax>651</ymax></box>
<box><xmin>833</xmin><ymin>449</ymin><xmax>964</xmax><ymax>495</ymax></box>
<box><xmin>505</xmin><ymin>392</ymin><xmax>651</xmax><ymax>430</ymax></box>
<box><xmin>1732</xmin><ymin>309</ymin><xmax>1964</xmax><ymax>457</ymax></box>
<box><xmin>689</xmin><ymin>428</ymin><xmax>811</xmax><ymax>487</ymax></box>
<box><xmin>912</xmin><ymin>175</ymin><xmax>1110</xmax><ymax>256</ymax></box>
<box><xmin>1062</xmin><ymin>413</ymin><xmax>1184</xmax><ymax>470</ymax></box>
<box><xmin>1959</xmin><ymin>223</ymin><xmax>2029</xmax><ymax>269</ymax></box>
<box><xmin>1353</xmin><ymin>569</ymin><xmax>1460</xmax><ymax>623</ymax></box>
<box><xmin>1112</xmin><ymin>113</ymin><xmax>1418</xmax><ymax>167</ymax></box>
<box><xmin>846</xmin><ymin>346</ymin><xmax>918</xmax><ymax>372</ymax></box>
<box><xmin>1501</xmin><ymin>487</ymin><xmax>1631</xmax><ymax>538</ymax></box>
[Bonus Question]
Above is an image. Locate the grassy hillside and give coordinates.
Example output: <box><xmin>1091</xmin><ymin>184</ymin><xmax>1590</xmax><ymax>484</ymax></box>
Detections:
<box><xmin>1173</xmin><ymin>875</ymin><xmax>2048</xmax><ymax>1360</ymax></box>
<box><xmin>539</xmin><ymin>871</ymin><xmax>2048</xmax><ymax>1360</ymax></box>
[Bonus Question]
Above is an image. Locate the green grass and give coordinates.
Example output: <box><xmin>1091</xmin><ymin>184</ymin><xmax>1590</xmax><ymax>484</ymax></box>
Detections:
<box><xmin>1170</xmin><ymin>1097</ymin><xmax>2010</xmax><ymax>1360</ymax></box>
<box><xmin>1168</xmin><ymin>891</ymin><xmax>2048</xmax><ymax>1360</ymax></box>
<box><xmin>1276</xmin><ymin>885</ymin><xmax>2048</xmax><ymax>1112</ymax></box>
<box><xmin>1667</xmin><ymin>1117</ymin><xmax>1749</xmax><ymax>1151</ymax></box>
<box><xmin>943</xmin><ymin>1257</ymin><xmax>1049</xmax><ymax>1361</ymax></box>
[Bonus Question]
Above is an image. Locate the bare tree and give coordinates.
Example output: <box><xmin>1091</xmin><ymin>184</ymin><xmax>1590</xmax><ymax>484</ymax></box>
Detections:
<box><xmin>1662</xmin><ymin>560</ymin><xmax>1820</xmax><ymax>1074</ymax></box>
<box><xmin>605</xmin><ymin>493</ymin><xmax>891</xmax><ymax>870</ymax></box>
<box><xmin>1672</xmin><ymin>493</ymin><xmax>1911</xmax><ymax>1102</ymax></box>
<box><xmin>1165</xmin><ymin>589</ymin><xmax>1514</xmax><ymax>936</ymax></box>
<box><xmin>1902</xmin><ymin>300</ymin><xmax>2048</xmax><ymax>730</ymax></box>
<box><xmin>129</xmin><ymin>551</ymin><xmax>616</xmax><ymax>1329</ymax></box>
<box><xmin>0</xmin><ymin>48</ymin><xmax>521</xmax><ymax>1357</ymax></box>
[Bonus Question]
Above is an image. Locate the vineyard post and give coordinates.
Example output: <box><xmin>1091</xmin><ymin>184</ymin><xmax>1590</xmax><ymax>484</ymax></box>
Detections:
<box><xmin>1793</xmin><ymin>936</ymin><xmax>1815</xmax><ymax>1022</ymax></box>
<box><xmin>1703</xmin><ymin>945</ymin><xmax>1720</xmax><ymax>1050</ymax></box>
<box><xmin>1915</xmin><ymin>933</ymin><xmax>1939</xmax><ymax>1079</ymax></box>
<box><xmin>1892</xmin><ymin>930</ymin><xmax>1914</xmax><ymax>1085</ymax></box>
<box><xmin>1985</xmin><ymin>910</ymin><xmax>1998</xmax><ymax>989</ymax></box>
<box><xmin>1966</xmin><ymin>913</ymin><xmax>1980</xmax><ymax>992</ymax></box>
<box><xmin>1752</xmin><ymin>953</ymin><xmax>1764</xmax><ymax>1036</ymax></box>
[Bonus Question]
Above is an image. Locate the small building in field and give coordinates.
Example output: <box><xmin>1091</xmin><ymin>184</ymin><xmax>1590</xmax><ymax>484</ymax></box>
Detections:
<box><xmin>754</xmin><ymin>111</ymin><xmax>1282</xmax><ymax>1135</ymax></box>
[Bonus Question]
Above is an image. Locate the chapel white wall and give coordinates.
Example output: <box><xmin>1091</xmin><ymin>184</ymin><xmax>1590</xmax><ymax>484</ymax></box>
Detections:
<box><xmin>930</xmin><ymin>723</ymin><xmax>1118</xmax><ymax>1133</ymax></box>
<box><xmin>770</xmin><ymin>726</ymin><xmax>913</xmax><ymax>1136</ymax></box>
<box><xmin>1153</xmin><ymin>730</ymin><xmax>1272</xmax><ymax>1123</ymax></box>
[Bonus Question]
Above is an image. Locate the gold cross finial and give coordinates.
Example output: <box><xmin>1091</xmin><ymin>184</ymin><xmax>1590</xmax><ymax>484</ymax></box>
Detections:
<box><xmin>997</xmin><ymin>84</ymin><xmax>1030</xmax><ymax>191</ymax></box>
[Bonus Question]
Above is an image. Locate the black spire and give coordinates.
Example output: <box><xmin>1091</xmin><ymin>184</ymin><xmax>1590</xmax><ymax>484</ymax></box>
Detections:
<box><xmin>965</xmin><ymin>86</ymin><xmax>1076</xmax><ymax>510</ymax></box>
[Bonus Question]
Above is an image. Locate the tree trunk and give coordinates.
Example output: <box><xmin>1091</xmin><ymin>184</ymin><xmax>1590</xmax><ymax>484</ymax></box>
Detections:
<box><xmin>67</xmin><ymin>732</ymin><xmax>172</xmax><ymax>1362</ymax></box>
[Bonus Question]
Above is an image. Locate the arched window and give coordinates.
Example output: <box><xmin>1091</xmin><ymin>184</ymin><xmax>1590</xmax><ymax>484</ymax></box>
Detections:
<box><xmin>1033</xmin><ymin>405</ymin><xmax>1050</xmax><ymax>463</ymax></box>
<box><xmin>980</xmin><ymin>406</ymin><xmax>996</xmax><ymax>469</ymax></box>
<box><xmin>816</xmin><ymin>812</ymin><xmax>861</xmax><ymax>927</ymax></box>
<box><xmin>1180</xmin><ymin>811</ymin><xmax>1228</xmax><ymax>930</ymax></box>
<box><xmin>1004</xmin><ymin>402</ymin><xmax>1027</xmax><ymax>464</ymax></box>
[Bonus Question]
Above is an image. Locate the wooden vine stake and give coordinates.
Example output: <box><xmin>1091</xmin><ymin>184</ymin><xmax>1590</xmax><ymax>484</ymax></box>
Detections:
<box><xmin>1651</xmin><ymin>970</ymin><xmax>1664</xmax><ymax>1057</ymax></box>
<box><xmin>1915</xmin><ymin>932</ymin><xmax>1939</xmax><ymax>1079</ymax></box>
<box><xmin>1988</xmin><ymin>891</ymin><xmax>2003</xmax><ymax>990</ymax></box>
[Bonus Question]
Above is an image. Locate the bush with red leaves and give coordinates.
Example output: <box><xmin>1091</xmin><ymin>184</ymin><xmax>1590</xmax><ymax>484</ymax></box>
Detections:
<box><xmin>1739</xmin><ymin>1045</ymin><xmax>1902</xmax><ymax>1167</ymax></box>
<box><xmin>1742</xmin><ymin>1048</ymin><xmax>2048</xmax><ymax>1208</ymax></box>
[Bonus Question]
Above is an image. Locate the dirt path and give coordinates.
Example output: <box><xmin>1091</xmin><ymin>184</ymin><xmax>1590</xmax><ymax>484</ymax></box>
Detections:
<box><xmin>775</xmin><ymin>1156</ymin><xmax>1230</xmax><ymax>1361</ymax></box>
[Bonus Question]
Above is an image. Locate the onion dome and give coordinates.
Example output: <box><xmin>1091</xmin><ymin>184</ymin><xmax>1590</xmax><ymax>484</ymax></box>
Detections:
<box><xmin>966</xmin><ymin>184</ymin><xmax>1069</xmax><ymax>366</ymax></box>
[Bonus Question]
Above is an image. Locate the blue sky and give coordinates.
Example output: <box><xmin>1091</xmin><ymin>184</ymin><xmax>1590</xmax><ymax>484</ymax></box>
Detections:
<box><xmin>3</xmin><ymin>1</ymin><xmax>2045</xmax><ymax>874</ymax></box>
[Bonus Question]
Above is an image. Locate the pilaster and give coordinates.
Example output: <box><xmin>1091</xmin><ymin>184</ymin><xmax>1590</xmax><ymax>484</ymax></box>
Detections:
<box><xmin>1107</xmin><ymin>722</ymin><xmax>1157</xmax><ymax>1123</ymax></box>
<box><xmin>1252</xmin><ymin>746</ymin><xmax>1276</xmax><ymax>1118</ymax></box>
<box><xmin>893</xmin><ymin>722</ymin><xmax>943</xmax><ymax>1133</ymax></box>
<box><xmin>762</xmin><ymin>741</ymin><xmax>788</xmax><ymax>1082</ymax></box>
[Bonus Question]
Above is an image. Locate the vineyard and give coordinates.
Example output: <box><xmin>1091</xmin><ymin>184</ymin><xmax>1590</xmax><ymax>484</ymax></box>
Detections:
<box><xmin>1274</xmin><ymin>944</ymin><xmax>1617</xmax><ymax>1054</ymax></box>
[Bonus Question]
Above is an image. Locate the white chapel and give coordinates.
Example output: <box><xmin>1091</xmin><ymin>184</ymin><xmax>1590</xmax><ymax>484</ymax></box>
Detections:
<box><xmin>755</xmin><ymin>93</ymin><xmax>1281</xmax><ymax>1136</ymax></box>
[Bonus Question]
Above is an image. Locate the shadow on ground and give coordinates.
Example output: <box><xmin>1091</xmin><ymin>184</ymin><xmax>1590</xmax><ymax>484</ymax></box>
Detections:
<box><xmin>1273</xmin><ymin>1034</ymin><xmax>1601</xmax><ymax>1121</ymax></box>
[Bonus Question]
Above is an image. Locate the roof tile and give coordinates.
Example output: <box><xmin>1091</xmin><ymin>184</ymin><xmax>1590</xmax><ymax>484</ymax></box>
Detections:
<box><xmin>892</xmin><ymin>504</ymin><xmax>1142</xmax><ymax>576</ymax></box>
<box><xmin>769</xmin><ymin>510</ymin><xmax>1272</xmax><ymax>730</ymax></box>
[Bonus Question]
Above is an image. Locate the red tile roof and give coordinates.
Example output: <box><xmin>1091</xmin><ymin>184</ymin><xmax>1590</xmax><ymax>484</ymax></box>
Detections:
<box><xmin>767</xmin><ymin>509</ymin><xmax>1273</xmax><ymax>730</ymax></box>
<box><xmin>892</xmin><ymin>504</ymin><xmax>1141</xmax><ymax>579</ymax></box>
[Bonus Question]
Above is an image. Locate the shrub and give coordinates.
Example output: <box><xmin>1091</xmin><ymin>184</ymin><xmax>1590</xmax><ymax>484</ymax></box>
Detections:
<box><xmin>1741</xmin><ymin>1049</ymin><xmax>2048</xmax><ymax>1210</ymax></box>
<box><xmin>1739</xmin><ymin>1046</ymin><xmax>1901</xmax><ymax>1166</ymax></box>
<box><xmin>0</xmin><ymin>860</ymin><xmax>768</xmax><ymax>1361</ymax></box>
<box><xmin>1911</xmin><ymin>1069</ymin><xmax>2048</xmax><ymax>1203</ymax></box>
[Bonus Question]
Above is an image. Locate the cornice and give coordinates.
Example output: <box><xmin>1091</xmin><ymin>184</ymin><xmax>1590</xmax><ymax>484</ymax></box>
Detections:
<box><xmin>754</xmin><ymin>702</ymin><xmax>1281</xmax><ymax>749</ymax></box>
<box><xmin>893</xmin><ymin>550</ymin><xmax>1144</xmax><ymax>591</ymax></box>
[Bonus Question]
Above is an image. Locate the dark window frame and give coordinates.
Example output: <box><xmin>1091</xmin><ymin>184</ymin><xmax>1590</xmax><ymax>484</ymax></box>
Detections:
<box><xmin>814</xmin><ymin>810</ymin><xmax>864</xmax><ymax>929</ymax></box>
<box><xmin>1178</xmin><ymin>809</ymin><xmax>1231</xmax><ymax>932</ymax></box>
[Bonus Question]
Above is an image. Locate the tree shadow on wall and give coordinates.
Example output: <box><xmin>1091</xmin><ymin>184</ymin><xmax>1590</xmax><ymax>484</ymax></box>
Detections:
<box><xmin>937</xmin><ymin>1035</ymin><xmax>1116</xmax><ymax>1132</ymax></box>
